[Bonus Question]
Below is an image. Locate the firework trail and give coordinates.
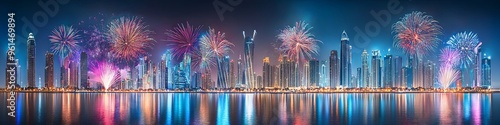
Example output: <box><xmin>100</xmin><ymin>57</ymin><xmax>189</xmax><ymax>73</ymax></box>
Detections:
<box><xmin>438</xmin><ymin>48</ymin><xmax>461</xmax><ymax>89</ymax></box>
<box><xmin>392</xmin><ymin>11</ymin><xmax>442</xmax><ymax>57</ymax></box>
<box><xmin>446</xmin><ymin>31</ymin><xmax>480</xmax><ymax>68</ymax></box>
<box><xmin>166</xmin><ymin>22</ymin><xmax>203</xmax><ymax>59</ymax></box>
<box><xmin>89</xmin><ymin>62</ymin><xmax>120</xmax><ymax>90</ymax></box>
<box><xmin>277</xmin><ymin>21</ymin><xmax>321</xmax><ymax>62</ymax></box>
<box><xmin>49</xmin><ymin>25</ymin><xmax>82</xmax><ymax>65</ymax></box>
<box><xmin>107</xmin><ymin>16</ymin><xmax>155</xmax><ymax>65</ymax></box>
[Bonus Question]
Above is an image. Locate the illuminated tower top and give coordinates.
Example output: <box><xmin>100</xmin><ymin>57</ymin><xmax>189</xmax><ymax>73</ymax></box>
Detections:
<box><xmin>341</xmin><ymin>30</ymin><xmax>349</xmax><ymax>41</ymax></box>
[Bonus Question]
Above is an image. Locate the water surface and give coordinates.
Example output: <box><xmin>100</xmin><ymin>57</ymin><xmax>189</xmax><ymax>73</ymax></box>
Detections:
<box><xmin>0</xmin><ymin>93</ymin><xmax>498</xmax><ymax>125</ymax></box>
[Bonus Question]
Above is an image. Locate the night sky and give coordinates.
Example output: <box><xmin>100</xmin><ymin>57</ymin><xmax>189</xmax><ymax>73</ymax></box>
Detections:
<box><xmin>1</xmin><ymin>0</ymin><xmax>499</xmax><ymax>88</ymax></box>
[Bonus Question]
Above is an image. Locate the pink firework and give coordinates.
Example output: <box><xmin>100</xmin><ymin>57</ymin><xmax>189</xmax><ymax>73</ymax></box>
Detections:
<box><xmin>107</xmin><ymin>16</ymin><xmax>155</xmax><ymax>64</ymax></box>
<box><xmin>200</xmin><ymin>27</ymin><xmax>234</xmax><ymax>58</ymax></box>
<box><xmin>392</xmin><ymin>11</ymin><xmax>442</xmax><ymax>57</ymax></box>
<box><xmin>49</xmin><ymin>25</ymin><xmax>81</xmax><ymax>64</ymax></box>
<box><xmin>166</xmin><ymin>22</ymin><xmax>202</xmax><ymax>59</ymax></box>
<box><xmin>89</xmin><ymin>62</ymin><xmax>120</xmax><ymax>90</ymax></box>
<box><xmin>277</xmin><ymin>21</ymin><xmax>321</xmax><ymax>62</ymax></box>
<box><xmin>438</xmin><ymin>48</ymin><xmax>461</xmax><ymax>89</ymax></box>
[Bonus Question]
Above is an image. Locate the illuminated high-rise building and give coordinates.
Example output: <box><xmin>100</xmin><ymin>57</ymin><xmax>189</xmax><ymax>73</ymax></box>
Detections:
<box><xmin>27</xmin><ymin>33</ymin><xmax>36</xmax><ymax>88</ymax></box>
<box><xmin>481</xmin><ymin>55</ymin><xmax>491</xmax><ymax>88</ymax></box>
<box><xmin>243</xmin><ymin>30</ymin><xmax>256</xmax><ymax>89</ymax></box>
<box><xmin>319</xmin><ymin>61</ymin><xmax>328</xmax><ymax>88</ymax></box>
<box><xmin>474</xmin><ymin>46</ymin><xmax>482</xmax><ymax>87</ymax></box>
<box><xmin>383</xmin><ymin>51</ymin><xmax>393</xmax><ymax>88</ymax></box>
<box><xmin>361</xmin><ymin>50</ymin><xmax>369</xmax><ymax>88</ymax></box>
<box><xmin>80</xmin><ymin>52</ymin><xmax>88</xmax><ymax>89</ymax></box>
<box><xmin>424</xmin><ymin>60</ymin><xmax>435</xmax><ymax>88</ymax></box>
<box><xmin>217</xmin><ymin>55</ymin><xmax>230</xmax><ymax>89</ymax></box>
<box><xmin>69</xmin><ymin>59</ymin><xmax>79</xmax><ymax>89</ymax></box>
<box><xmin>309</xmin><ymin>59</ymin><xmax>319</xmax><ymax>88</ymax></box>
<box><xmin>340</xmin><ymin>31</ymin><xmax>351</xmax><ymax>88</ymax></box>
<box><xmin>236</xmin><ymin>55</ymin><xmax>244</xmax><ymax>88</ymax></box>
<box><xmin>394</xmin><ymin>56</ymin><xmax>402</xmax><ymax>88</ymax></box>
<box><xmin>406</xmin><ymin>56</ymin><xmax>414</xmax><ymax>88</ymax></box>
<box><xmin>371</xmin><ymin>50</ymin><xmax>381</xmax><ymax>88</ymax></box>
<box><xmin>45</xmin><ymin>52</ymin><xmax>54</xmax><ymax>89</ymax></box>
<box><xmin>229</xmin><ymin>59</ymin><xmax>236</xmax><ymax>88</ymax></box>
<box><xmin>303</xmin><ymin>61</ymin><xmax>310</xmax><ymax>87</ymax></box>
<box><xmin>263</xmin><ymin>57</ymin><xmax>273</xmax><ymax>88</ymax></box>
<box><xmin>329</xmin><ymin>50</ymin><xmax>339</xmax><ymax>88</ymax></box>
<box><xmin>356</xmin><ymin>67</ymin><xmax>362</xmax><ymax>88</ymax></box>
<box><xmin>402</xmin><ymin>66</ymin><xmax>409</xmax><ymax>88</ymax></box>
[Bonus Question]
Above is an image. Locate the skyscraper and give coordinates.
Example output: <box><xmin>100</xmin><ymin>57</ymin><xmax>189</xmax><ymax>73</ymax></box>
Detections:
<box><xmin>69</xmin><ymin>59</ymin><xmax>79</xmax><ymax>89</ymax></box>
<box><xmin>303</xmin><ymin>61</ymin><xmax>310</xmax><ymax>87</ymax></box>
<box><xmin>340</xmin><ymin>31</ymin><xmax>351</xmax><ymax>88</ymax></box>
<box><xmin>217</xmin><ymin>55</ymin><xmax>230</xmax><ymax>89</ymax></box>
<box><xmin>474</xmin><ymin>46</ymin><xmax>482</xmax><ymax>87</ymax></box>
<box><xmin>407</xmin><ymin>56</ymin><xmax>414</xmax><ymax>88</ymax></box>
<box><xmin>481</xmin><ymin>55</ymin><xmax>491</xmax><ymax>88</ymax></box>
<box><xmin>356</xmin><ymin>67</ymin><xmax>362</xmax><ymax>88</ymax></box>
<box><xmin>329</xmin><ymin>50</ymin><xmax>339</xmax><ymax>88</ymax></box>
<box><xmin>243</xmin><ymin>30</ymin><xmax>256</xmax><ymax>89</ymax></box>
<box><xmin>263</xmin><ymin>57</ymin><xmax>273</xmax><ymax>88</ymax></box>
<box><xmin>45</xmin><ymin>52</ymin><xmax>54</xmax><ymax>89</ymax></box>
<box><xmin>371</xmin><ymin>50</ymin><xmax>382</xmax><ymax>88</ymax></box>
<box><xmin>383</xmin><ymin>53</ymin><xmax>393</xmax><ymax>88</ymax></box>
<box><xmin>394</xmin><ymin>56</ymin><xmax>402</xmax><ymax>88</ymax></box>
<box><xmin>229</xmin><ymin>59</ymin><xmax>236</xmax><ymax>88</ymax></box>
<box><xmin>361</xmin><ymin>50</ymin><xmax>369</xmax><ymax>88</ymax></box>
<box><xmin>320</xmin><ymin>61</ymin><xmax>328</xmax><ymax>88</ymax></box>
<box><xmin>424</xmin><ymin>60</ymin><xmax>435</xmax><ymax>88</ymax></box>
<box><xmin>309</xmin><ymin>59</ymin><xmax>320</xmax><ymax>88</ymax></box>
<box><xmin>27</xmin><ymin>33</ymin><xmax>36</xmax><ymax>88</ymax></box>
<box><xmin>80</xmin><ymin>52</ymin><xmax>88</xmax><ymax>89</ymax></box>
<box><xmin>237</xmin><ymin>55</ymin><xmax>243</xmax><ymax>88</ymax></box>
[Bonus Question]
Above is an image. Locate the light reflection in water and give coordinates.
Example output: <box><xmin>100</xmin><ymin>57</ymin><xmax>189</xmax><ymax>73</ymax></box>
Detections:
<box><xmin>0</xmin><ymin>93</ymin><xmax>496</xmax><ymax>124</ymax></box>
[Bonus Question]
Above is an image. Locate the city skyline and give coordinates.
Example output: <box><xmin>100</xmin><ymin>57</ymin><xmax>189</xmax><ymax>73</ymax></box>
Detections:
<box><xmin>1</xmin><ymin>0</ymin><xmax>499</xmax><ymax>88</ymax></box>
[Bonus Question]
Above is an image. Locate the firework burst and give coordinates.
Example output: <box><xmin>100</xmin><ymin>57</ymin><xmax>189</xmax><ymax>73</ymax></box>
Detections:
<box><xmin>191</xmin><ymin>47</ymin><xmax>216</xmax><ymax>72</ymax></box>
<box><xmin>166</xmin><ymin>22</ymin><xmax>203</xmax><ymax>59</ymax></box>
<box><xmin>446</xmin><ymin>31</ymin><xmax>480</xmax><ymax>68</ymax></box>
<box><xmin>78</xmin><ymin>13</ymin><xmax>113</xmax><ymax>61</ymax></box>
<box><xmin>277</xmin><ymin>21</ymin><xmax>321</xmax><ymax>62</ymax></box>
<box><xmin>392</xmin><ymin>11</ymin><xmax>442</xmax><ymax>57</ymax></box>
<box><xmin>438</xmin><ymin>48</ymin><xmax>461</xmax><ymax>89</ymax></box>
<box><xmin>107</xmin><ymin>16</ymin><xmax>155</xmax><ymax>65</ymax></box>
<box><xmin>89</xmin><ymin>62</ymin><xmax>120</xmax><ymax>90</ymax></box>
<box><xmin>49</xmin><ymin>25</ymin><xmax>81</xmax><ymax>64</ymax></box>
<box><xmin>200</xmin><ymin>27</ymin><xmax>234</xmax><ymax>58</ymax></box>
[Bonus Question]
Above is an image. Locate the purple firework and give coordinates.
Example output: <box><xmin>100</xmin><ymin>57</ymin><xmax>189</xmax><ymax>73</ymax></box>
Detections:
<box><xmin>438</xmin><ymin>48</ymin><xmax>461</xmax><ymax>89</ymax></box>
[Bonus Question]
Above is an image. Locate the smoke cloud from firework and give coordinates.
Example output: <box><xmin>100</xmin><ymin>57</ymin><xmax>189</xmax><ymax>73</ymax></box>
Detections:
<box><xmin>277</xmin><ymin>21</ymin><xmax>321</xmax><ymax>63</ymax></box>
<box><xmin>49</xmin><ymin>25</ymin><xmax>82</xmax><ymax>65</ymax></box>
<box><xmin>78</xmin><ymin>13</ymin><xmax>113</xmax><ymax>62</ymax></box>
<box><xmin>107</xmin><ymin>16</ymin><xmax>155</xmax><ymax>66</ymax></box>
<box><xmin>392</xmin><ymin>11</ymin><xmax>442</xmax><ymax>57</ymax></box>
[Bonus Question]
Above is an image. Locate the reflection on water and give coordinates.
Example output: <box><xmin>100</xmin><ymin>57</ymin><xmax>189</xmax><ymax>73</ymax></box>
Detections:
<box><xmin>0</xmin><ymin>93</ymin><xmax>497</xmax><ymax>124</ymax></box>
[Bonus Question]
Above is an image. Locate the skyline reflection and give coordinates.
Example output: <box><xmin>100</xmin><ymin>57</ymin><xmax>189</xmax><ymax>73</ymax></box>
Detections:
<box><xmin>0</xmin><ymin>93</ymin><xmax>495</xmax><ymax>124</ymax></box>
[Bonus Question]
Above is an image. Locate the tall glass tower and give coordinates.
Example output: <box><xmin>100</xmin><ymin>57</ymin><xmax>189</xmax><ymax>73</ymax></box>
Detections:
<box><xmin>329</xmin><ymin>50</ymin><xmax>339</xmax><ymax>88</ymax></box>
<box><xmin>27</xmin><ymin>33</ymin><xmax>36</xmax><ymax>88</ymax></box>
<box><xmin>361</xmin><ymin>50</ymin><xmax>369</xmax><ymax>88</ymax></box>
<box><xmin>243</xmin><ymin>30</ymin><xmax>256</xmax><ymax>89</ymax></box>
<box><xmin>340</xmin><ymin>31</ymin><xmax>351</xmax><ymax>88</ymax></box>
